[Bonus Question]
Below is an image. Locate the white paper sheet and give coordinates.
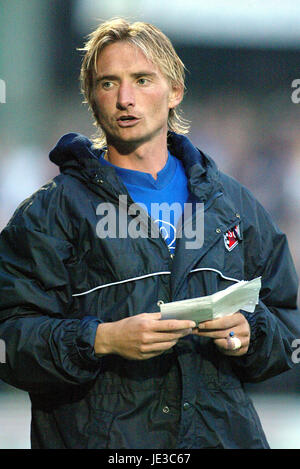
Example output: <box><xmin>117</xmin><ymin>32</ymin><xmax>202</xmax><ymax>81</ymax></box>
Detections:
<box><xmin>159</xmin><ymin>277</ymin><xmax>261</xmax><ymax>325</ymax></box>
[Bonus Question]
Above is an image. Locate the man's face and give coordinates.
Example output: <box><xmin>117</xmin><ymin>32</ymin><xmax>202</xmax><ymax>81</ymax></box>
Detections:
<box><xmin>93</xmin><ymin>41</ymin><xmax>182</xmax><ymax>149</ymax></box>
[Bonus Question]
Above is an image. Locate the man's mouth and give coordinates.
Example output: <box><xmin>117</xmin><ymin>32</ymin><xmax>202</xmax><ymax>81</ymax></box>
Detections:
<box><xmin>117</xmin><ymin>115</ymin><xmax>141</xmax><ymax>127</ymax></box>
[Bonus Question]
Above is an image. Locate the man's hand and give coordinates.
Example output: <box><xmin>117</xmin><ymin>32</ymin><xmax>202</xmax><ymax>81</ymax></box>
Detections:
<box><xmin>94</xmin><ymin>312</ymin><xmax>196</xmax><ymax>360</ymax></box>
<box><xmin>192</xmin><ymin>311</ymin><xmax>250</xmax><ymax>356</ymax></box>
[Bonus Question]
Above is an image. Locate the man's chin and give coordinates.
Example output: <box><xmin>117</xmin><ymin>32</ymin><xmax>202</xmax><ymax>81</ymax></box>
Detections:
<box><xmin>106</xmin><ymin>132</ymin><xmax>156</xmax><ymax>153</ymax></box>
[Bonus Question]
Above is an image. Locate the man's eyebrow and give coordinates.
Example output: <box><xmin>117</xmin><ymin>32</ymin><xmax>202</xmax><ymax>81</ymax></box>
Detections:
<box><xmin>95</xmin><ymin>74</ymin><xmax>118</xmax><ymax>83</ymax></box>
<box><xmin>131</xmin><ymin>72</ymin><xmax>157</xmax><ymax>78</ymax></box>
<box><xmin>95</xmin><ymin>71</ymin><xmax>157</xmax><ymax>83</ymax></box>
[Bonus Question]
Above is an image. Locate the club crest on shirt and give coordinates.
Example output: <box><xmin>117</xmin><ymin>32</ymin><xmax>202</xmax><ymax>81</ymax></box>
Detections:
<box><xmin>224</xmin><ymin>225</ymin><xmax>240</xmax><ymax>251</ymax></box>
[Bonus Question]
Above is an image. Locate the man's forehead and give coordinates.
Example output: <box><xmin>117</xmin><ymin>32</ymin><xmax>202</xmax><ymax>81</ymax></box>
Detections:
<box><xmin>95</xmin><ymin>41</ymin><xmax>160</xmax><ymax>75</ymax></box>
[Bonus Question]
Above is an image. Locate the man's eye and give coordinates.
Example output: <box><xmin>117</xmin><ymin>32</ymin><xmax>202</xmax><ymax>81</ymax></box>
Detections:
<box><xmin>102</xmin><ymin>82</ymin><xmax>113</xmax><ymax>89</ymax></box>
<box><xmin>137</xmin><ymin>78</ymin><xmax>148</xmax><ymax>85</ymax></box>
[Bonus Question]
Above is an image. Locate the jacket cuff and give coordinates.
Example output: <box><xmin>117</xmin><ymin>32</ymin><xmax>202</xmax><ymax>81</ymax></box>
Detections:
<box><xmin>239</xmin><ymin>308</ymin><xmax>258</xmax><ymax>355</ymax></box>
<box><xmin>69</xmin><ymin>316</ymin><xmax>103</xmax><ymax>369</ymax></box>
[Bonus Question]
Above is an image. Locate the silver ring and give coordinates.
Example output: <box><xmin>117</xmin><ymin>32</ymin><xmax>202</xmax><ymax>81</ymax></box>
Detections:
<box><xmin>230</xmin><ymin>337</ymin><xmax>242</xmax><ymax>350</ymax></box>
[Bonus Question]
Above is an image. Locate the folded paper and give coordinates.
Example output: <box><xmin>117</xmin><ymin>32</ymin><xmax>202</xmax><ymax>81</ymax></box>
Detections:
<box><xmin>159</xmin><ymin>277</ymin><xmax>261</xmax><ymax>325</ymax></box>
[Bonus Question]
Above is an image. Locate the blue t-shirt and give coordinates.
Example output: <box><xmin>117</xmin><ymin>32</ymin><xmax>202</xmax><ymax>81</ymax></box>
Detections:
<box><xmin>99</xmin><ymin>151</ymin><xmax>190</xmax><ymax>254</ymax></box>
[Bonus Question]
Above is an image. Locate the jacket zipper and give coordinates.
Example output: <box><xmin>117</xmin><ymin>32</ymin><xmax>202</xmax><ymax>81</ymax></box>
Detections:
<box><xmin>172</xmin><ymin>190</ymin><xmax>224</xmax><ymax>257</ymax></box>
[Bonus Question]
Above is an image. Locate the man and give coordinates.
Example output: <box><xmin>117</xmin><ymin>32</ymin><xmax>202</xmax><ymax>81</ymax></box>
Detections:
<box><xmin>0</xmin><ymin>18</ymin><xmax>299</xmax><ymax>449</ymax></box>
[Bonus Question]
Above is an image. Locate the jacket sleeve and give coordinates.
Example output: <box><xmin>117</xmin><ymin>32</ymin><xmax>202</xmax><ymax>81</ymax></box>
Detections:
<box><xmin>0</xmin><ymin>203</ymin><xmax>103</xmax><ymax>394</ymax></box>
<box><xmin>230</xmin><ymin>190</ymin><xmax>300</xmax><ymax>382</ymax></box>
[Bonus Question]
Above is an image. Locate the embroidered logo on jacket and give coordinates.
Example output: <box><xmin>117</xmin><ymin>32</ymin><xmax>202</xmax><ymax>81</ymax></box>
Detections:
<box><xmin>224</xmin><ymin>225</ymin><xmax>240</xmax><ymax>251</ymax></box>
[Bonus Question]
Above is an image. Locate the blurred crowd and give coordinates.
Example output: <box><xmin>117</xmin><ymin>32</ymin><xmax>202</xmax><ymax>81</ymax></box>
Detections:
<box><xmin>189</xmin><ymin>92</ymin><xmax>300</xmax><ymax>276</ymax></box>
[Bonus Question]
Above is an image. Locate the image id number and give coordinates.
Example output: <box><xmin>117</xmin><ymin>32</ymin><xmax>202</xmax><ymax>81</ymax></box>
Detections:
<box><xmin>151</xmin><ymin>454</ymin><xmax>190</xmax><ymax>464</ymax></box>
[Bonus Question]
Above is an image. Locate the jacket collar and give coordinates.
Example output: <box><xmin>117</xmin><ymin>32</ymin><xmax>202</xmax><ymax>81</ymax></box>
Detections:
<box><xmin>167</xmin><ymin>132</ymin><xmax>222</xmax><ymax>203</ymax></box>
<box><xmin>49</xmin><ymin>131</ymin><xmax>223</xmax><ymax>203</ymax></box>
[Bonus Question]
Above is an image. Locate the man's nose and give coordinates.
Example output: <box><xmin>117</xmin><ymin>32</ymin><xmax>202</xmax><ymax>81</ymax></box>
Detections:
<box><xmin>117</xmin><ymin>83</ymin><xmax>135</xmax><ymax>109</ymax></box>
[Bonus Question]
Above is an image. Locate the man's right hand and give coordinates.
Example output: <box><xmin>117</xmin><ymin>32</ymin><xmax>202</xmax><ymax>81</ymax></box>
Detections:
<box><xmin>94</xmin><ymin>312</ymin><xmax>196</xmax><ymax>360</ymax></box>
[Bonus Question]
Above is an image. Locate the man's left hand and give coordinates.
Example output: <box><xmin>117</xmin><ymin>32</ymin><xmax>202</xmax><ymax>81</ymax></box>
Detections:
<box><xmin>192</xmin><ymin>311</ymin><xmax>250</xmax><ymax>356</ymax></box>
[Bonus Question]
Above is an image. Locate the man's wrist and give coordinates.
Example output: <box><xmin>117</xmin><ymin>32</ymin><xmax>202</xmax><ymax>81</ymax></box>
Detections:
<box><xmin>94</xmin><ymin>322</ymin><xmax>113</xmax><ymax>356</ymax></box>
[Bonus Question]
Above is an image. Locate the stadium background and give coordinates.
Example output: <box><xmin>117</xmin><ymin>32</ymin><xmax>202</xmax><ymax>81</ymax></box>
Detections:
<box><xmin>0</xmin><ymin>0</ymin><xmax>300</xmax><ymax>448</ymax></box>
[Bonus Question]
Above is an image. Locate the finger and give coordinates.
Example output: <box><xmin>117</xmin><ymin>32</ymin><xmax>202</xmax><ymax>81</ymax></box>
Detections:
<box><xmin>193</xmin><ymin>325</ymin><xmax>246</xmax><ymax>339</ymax></box>
<box><xmin>141</xmin><ymin>312</ymin><xmax>162</xmax><ymax>320</ymax></box>
<box><xmin>153</xmin><ymin>319</ymin><xmax>196</xmax><ymax>332</ymax></box>
<box><xmin>196</xmin><ymin>312</ymin><xmax>242</xmax><ymax>331</ymax></box>
<box><xmin>214</xmin><ymin>337</ymin><xmax>246</xmax><ymax>356</ymax></box>
<box><xmin>140</xmin><ymin>328</ymin><xmax>194</xmax><ymax>346</ymax></box>
<box><xmin>153</xmin><ymin>328</ymin><xmax>194</xmax><ymax>341</ymax></box>
<box><xmin>138</xmin><ymin>339</ymin><xmax>179</xmax><ymax>357</ymax></box>
<box><xmin>193</xmin><ymin>328</ymin><xmax>230</xmax><ymax>339</ymax></box>
<box><xmin>227</xmin><ymin>337</ymin><xmax>243</xmax><ymax>350</ymax></box>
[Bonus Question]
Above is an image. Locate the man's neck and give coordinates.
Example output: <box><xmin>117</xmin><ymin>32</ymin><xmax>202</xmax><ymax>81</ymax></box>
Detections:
<box><xmin>105</xmin><ymin>137</ymin><xmax>169</xmax><ymax>180</ymax></box>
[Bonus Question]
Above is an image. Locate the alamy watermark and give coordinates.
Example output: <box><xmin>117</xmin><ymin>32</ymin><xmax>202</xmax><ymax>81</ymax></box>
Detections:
<box><xmin>291</xmin><ymin>339</ymin><xmax>300</xmax><ymax>364</ymax></box>
<box><xmin>0</xmin><ymin>78</ymin><xmax>6</xmax><ymax>104</ymax></box>
<box><xmin>95</xmin><ymin>196</ymin><xmax>204</xmax><ymax>250</ymax></box>
<box><xmin>291</xmin><ymin>79</ymin><xmax>300</xmax><ymax>104</ymax></box>
<box><xmin>0</xmin><ymin>339</ymin><xmax>6</xmax><ymax>364</ymax></box>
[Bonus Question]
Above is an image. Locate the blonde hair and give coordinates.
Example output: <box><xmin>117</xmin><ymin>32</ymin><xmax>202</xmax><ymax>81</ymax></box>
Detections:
<box><xmin>79</xmin><ymin>17</ymin><xmax>190</xmax><ymax>148</ymax></box>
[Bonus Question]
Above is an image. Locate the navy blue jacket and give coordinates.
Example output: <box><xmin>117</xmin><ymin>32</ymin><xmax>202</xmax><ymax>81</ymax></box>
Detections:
<box><xmin>0</xmin><ymin>132</ymin><xmax>298</xmax><ymax>448</ymax></box>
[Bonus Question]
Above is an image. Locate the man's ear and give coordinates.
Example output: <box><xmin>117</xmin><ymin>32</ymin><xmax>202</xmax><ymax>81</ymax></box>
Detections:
<box><xmin>168</xmin><ymin>85</ymin><xmax>184</xmax><ymax>109</ymax></box>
